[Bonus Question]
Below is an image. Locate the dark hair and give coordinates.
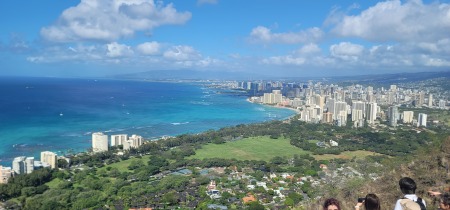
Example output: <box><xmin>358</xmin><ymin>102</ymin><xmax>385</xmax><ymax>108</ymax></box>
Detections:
<box><xmin>399</xmin><ymin>177</ymin><xmax>416</xmax><ymax>194</ymax></box>
<box><xmin>442</xmin><ymin>193</ymin><xmax>450</xmax><ymax>206</ymax></box>
<box><xmin>323</xmin><ymin>198</ymin><xmax>341</xmax><ymax>210</ymax></box>
<box><xmin>364</xmin><ymin>193</ymin><xmax>381</xmax><ymax>210</ymax></box>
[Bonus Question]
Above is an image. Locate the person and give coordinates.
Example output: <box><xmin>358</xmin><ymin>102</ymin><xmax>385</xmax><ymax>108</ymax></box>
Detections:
<box><xmin>355</xmin><ymin>193</ymin><xmax>381</xmax><ymax>210</ymax></box>
<box><xmin>323</xmin><ymin>198</ymin><xmax>341</xmax><ymax>210</ymax></box>
<box><xmin>439</xmin><ymin>192</ymin><xmax>450</xmax><ymax>210</ymax></box>
<box><xmin>394</xmin><ymin>177</ymin><xmax>426</xmax><ymax>210</ymax></box>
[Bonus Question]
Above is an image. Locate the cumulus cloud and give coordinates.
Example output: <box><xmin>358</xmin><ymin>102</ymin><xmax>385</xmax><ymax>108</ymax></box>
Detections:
<box><xmin>41</xmin><ymin>0</ymin><xmax>191</xmax><ymax>42</ymax></box>
<box><xmin>106</xmin><ymin>42</ymin><xmax>133</xmax><ymax>57</ymax></box>
<box><xmin>26</xmin><ymin>41</ymin><xmax>221</xmax><ymax>70</ymax></box>
<box><xmin>330</xmin><ymin>42</ymin><xmax>364</xmax><ymax>61</ymax></box>
<box><xmin>331</xmin><ymin>0</ymin><xmax>450</xmax><ymax>42</ymax></box>
<box><xmin>261</xmin><ymin>40</ymin><xmax>450</xmax><ymax>70</ymax></box>
<box><xmin>136</xmin><ymin>41</ymin><xmax>160</xmax><ymax>55</ymax></box>
<box><xmin>163</xmin><ymin>45</ymin><xmax>201</xmax><ymax>61</ymax></box>
<box><xmin>249</xmin><ymin>26</ymin><xmax>323</xmax><ymax>44</ymax></box>
<box><xmin>296</xmin><ymin>43</ymin><xmax>321</xmax><ymax>55</ymax></box>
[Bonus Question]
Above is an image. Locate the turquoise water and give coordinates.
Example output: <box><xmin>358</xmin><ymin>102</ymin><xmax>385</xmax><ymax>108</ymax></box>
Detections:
<box><xmin>0</xmin><ymin>77</ymin><xmax>295</xmax><ymax>166</ymax></box>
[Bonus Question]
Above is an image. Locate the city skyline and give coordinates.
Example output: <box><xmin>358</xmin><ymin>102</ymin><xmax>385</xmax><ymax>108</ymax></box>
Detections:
<box><xmin>1</xmin><ymin>0</ymin><xmax>450</xmax><ymax>78</ymax></box>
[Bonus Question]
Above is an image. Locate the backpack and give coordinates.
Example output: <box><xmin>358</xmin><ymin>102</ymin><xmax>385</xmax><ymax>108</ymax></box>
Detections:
<box><xmin>399</xmin><ymin>197</ymin><xmax>426</xmax><ymax>210</ymax></box>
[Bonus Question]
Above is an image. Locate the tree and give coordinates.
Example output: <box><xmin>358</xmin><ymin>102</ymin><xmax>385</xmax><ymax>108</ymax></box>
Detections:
<box><xmin>57</xmin><ymin>159</ymin><xmax>69</xmax><ymax>169</ymax></box>
<box><xmin>247</xmin><ymin>201</ymin><xmax>264</xmax><ymax>210</ymax></box>
<box><xmin>284</xmin><ymin>197</ymin><xmax>294</xmax><ymax>207</ymax></box>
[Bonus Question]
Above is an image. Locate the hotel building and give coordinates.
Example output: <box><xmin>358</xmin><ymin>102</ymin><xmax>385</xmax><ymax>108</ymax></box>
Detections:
<box><xmin>0</xmin><ymin>166</ymin><xmax>13</xmax><ymax>184</ymax></box>
<box><xmin>92</xmin><ymin>132</ymin><xmax>109</xmax><ymax>152</ymax></box>
<box><xmin>41</xmin><ymin>151</ymin><xmax>57</xmax><ymax>169</ymax></box>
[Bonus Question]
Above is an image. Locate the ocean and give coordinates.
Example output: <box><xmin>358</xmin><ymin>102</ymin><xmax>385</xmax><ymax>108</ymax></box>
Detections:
<box><xmin>0</xmin><ymin>77</ymin><xmax>295</xmax><ymax>166</ymax></box>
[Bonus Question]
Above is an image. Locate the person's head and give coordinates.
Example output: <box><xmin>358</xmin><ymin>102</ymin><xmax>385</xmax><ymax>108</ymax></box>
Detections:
<box><xmin>440</xmin><ymin>193</ymin><xmax>450</xmax><ymax>210</ymax></box>
<box><xmin>364</xmin><ymin>193</ymin><xmax>381</xmax><ymax>210</ymax></box>
<box><xmin>323</xmin><ymin>198</ymin><xmax>341</xmax><ymax>210</ymax></box>
<box><xmin>399</xmin><ymin>177</ymin><xmax>416</xmax><ymax>194</ymax></box>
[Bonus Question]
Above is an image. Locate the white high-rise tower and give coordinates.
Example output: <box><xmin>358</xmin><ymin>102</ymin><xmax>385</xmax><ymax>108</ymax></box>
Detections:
<box><xmin>92</xmin><ymin>132</ymin><xmax>109</xmax><ymax>152</ymax></box>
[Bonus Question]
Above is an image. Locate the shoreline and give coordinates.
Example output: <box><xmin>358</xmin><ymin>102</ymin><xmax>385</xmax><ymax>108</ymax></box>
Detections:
<box><xmin>0</xmin><ymin>86</ymin><xmax>296</xmax><ymax>167</ymax></box>
<box><xmin>246</xmin><ymin>98</ymin><xmax>300</xmax><ymax>120</ymax></box>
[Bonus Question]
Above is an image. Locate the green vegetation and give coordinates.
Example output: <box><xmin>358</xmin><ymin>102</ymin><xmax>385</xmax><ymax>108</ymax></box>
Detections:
<box><xmin>313</xmin><ymin>150</ymin><xmax>383</xmax><ymax>160</ymax></box>
<box><xmin>1</xmin><ymin>113</ymin><xmax>448</xmax><ymax>209</ymax></box>
<box><xmin>190</xmin><ymin>136</ymin><xmax>309</xmax><ymax>161</ymax></box>
<box><xmin>105</xmin><ymin>155</ymin><xmax>151</xmax><ymax>173</ymax></box>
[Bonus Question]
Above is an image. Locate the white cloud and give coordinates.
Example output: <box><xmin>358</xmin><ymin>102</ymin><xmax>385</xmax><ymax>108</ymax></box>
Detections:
<box><xmin>331</xmin><ymin>0</ymin><xmax>450</xmax><ymax>42</ymax></box>
<box><xmin>163</xmin><ymin>45</ymin><xmax>201</xmax><ymax>61</ymax></box>
<box><xmin>249</xmin><ymin>26</ymin><xmax>323</xmax><ymax>44</ymax></box>
<box><xmin>41</xmin><ymin>0</ymin><xmax>191</xmax><ymax>42</ymax></box>
<box><xmin>262</xmin><ymin>56</ymin><xmax>306</xmax><ymax>65</ymax></box>
<box><xmin>106</xmin><ymin>42</ymin><xmax>133</xmax><ymax>57</ymax></box>
<box><xmin>136</xmin><ymin>41</ymin><xmax>160</xmax><ymax>55</ymax></box>
<box><xmin>330</xmin><ymin>42</ymin><xmax>364</xmax><ymax>61</ymax></box>
<box><xmin>26</xmin><ymin>41</ymin><xmax>221</xmax><ymax>70</ymax></box>
<box><xmin>296</xmin><ymin>43</ymin><xmax>321</xmax><ymax>55</ymax></box>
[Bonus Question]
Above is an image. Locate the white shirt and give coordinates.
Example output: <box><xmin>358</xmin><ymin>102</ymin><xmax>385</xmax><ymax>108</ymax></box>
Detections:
<box><xmin>394</xmin><ymin>194</ymin><xmax>426</xmax><ymax>210</ymax></box>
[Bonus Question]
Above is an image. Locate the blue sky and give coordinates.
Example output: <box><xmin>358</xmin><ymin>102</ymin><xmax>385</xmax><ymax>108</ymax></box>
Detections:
<box><xmin>1</xmin><ymin>0</ymin><xmax>450</xmax><ymax>78</ymax></box>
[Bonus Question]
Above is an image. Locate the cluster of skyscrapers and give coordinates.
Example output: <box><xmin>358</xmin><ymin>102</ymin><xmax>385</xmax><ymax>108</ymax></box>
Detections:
<box><xmin>0</xmin><ymin>151</ymin><xmax>58</xmax><ymax>184</ymax></box>
<box><xmin>248</xmin><ymin>82</ymin><xmax>446</xmax><ymax>128</ymax></box>
<box><xmin>92</xmin><ymin>132</ymin><xmax>144</xmax><ymax>152</ymax></box>
<box><xmin>0</xmin><ymin>132</ymin><xmax>145</xmax><ymax>184</ymax></box>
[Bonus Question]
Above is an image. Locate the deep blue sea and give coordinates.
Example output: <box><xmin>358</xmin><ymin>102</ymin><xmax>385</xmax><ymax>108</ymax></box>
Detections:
<box><xmin>0</xmin><ymin>77</ymin><xmax>295</xmax><ymax>166</ymax></box>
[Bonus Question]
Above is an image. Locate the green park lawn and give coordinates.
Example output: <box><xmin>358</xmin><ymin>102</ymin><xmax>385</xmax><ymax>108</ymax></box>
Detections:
<box><xmin>189</xmin><ymin>136</ymin><xmax>309</xmax><ymax>161</ymax></box>
<box><xmin>104</xmin><ymin>155</ymin><xmax>151</xmax><ymax>172</ymax></box>
<box><xmin>45</xmin><ymin>178</ymin><xmax>64</xmax><ymax>189</ymax></box>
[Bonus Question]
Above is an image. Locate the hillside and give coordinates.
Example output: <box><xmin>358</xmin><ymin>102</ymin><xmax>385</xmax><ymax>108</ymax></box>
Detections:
<box><xmin>303</xmin><ymin>136</ymin><xmax>450</xmax><ymax>210</ymax></box>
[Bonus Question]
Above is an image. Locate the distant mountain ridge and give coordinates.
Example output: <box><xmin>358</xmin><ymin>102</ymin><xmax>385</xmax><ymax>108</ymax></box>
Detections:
<box><xmin>326</xmin><ymin>70</ymin><xmax>450</xmax><ymax>84</ymax></box>
<box><xmin>112</xmin><ymin>70</ymin><xmax>270</xmax><ymax>80</ymax></box>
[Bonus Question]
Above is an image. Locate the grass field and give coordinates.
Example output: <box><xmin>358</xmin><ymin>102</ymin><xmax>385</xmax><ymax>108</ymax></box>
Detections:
<box><xmin>45</xmin><ymin>178</ymin><xmax>64</xmax><ymax>189</ymax></box>
<box><xmin>189</xmin><ymin>136</ymin><xmax>310</xmax><ymax>161</ymax></box>
<box><xmin>313</xmin><ymin>150</ymin><xmax>383</xmax><ymax>160</ymax></box>
<box><xmin>104</xmin><ymin>155</ymin><xmax>151</xmax><ymax>172</ymax></box>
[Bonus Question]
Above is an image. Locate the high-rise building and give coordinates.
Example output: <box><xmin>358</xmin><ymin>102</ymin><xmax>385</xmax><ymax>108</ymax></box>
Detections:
<box><xmin>272</xmin><ymin>90</ymin><xmax>282</xmax><ymax>104</ymax></box>
<box><xmin>352</xmin><ymin>101</ymin><xmax>366</xmax><ymax>116</ymax></box>
<box><xmin>352</xmin><ymin>109</ymin><xmax>364</xmax><ymax>122</ymax></box>
<box><xmin>0</xmin><ymin>166</ymin><xmax>12</xmax><ymax>184</ymax></box>
<box><xmin>439</xmin><ymin>100</ymin><xmax>447</xmax><ymax>109</ymax></box>
<box><xmin>428</xmin><ymin>94</ymin><xmax>433</xmax><ymax>107</ymax></box>
<box><xmin>26</xmin><ymin>157</ymin><xmax>34</xmax><ymax>173</ymax></box>
<box><xmin>12</xmin><ymin>156</ymin><xmax>25</xmax><ymax>174</ymax></box>
<box><xmin>263</xmin><ymin>93</ymin><xmax>272</xmax><ymax>104</ymax></box>
<box><xmin>322</xmin><ymin>112</ymin><xmax>333</xmax><ymax>124</ymax></box>
<box><xmin>334</xmin><ymin>102</ymin><xmax>348</xmax><ymax>120</ymax></box>
<box><xmin>417</xmin><ymin>113</ymin><xmax>427</xmax><ymax>127</ymax></box>
<box><xmin>111</xmin><ymin>134</ymin><xmax>128</xmax><ymax>147</ymax></box>
<box><xmin>402</xmin><ymin>111</ymin><xmax>414</xmax><ymax>123</ymax></box>
<box><xmin>122</xmin><ymin>135</ymin><xmax>144</xmax><ymax>150</ymax></box>
<box><xmin>417</xmin><ymin>91</ymin><xmax>425</xmax><ymax>107</ymax></box>
<box><xmin>388</xmin><ymin>106</ymin><xmax>399</xmax><ymax>127</ymax></box>
<box><xmin>366</xmin><ymin>102</ymin><xmax>378</xmax><ymax>124</ymax></box>
<box><xmin>92</xmin><ymin>132</ymin><xmax>109</xmax><ymax>152</ymax></box>
<box><xmin>128</xmin><ymin>135</ymin><xmax>144</xmax><ymax>148</ymax></box>
<box><xmin>337</xmin><ymin>110</ymin><xmax>347</xmax><ymax>126</ymax></box>
<box><xmin>389</xmin><ymin>85</ymin><xmax>396</xmax><ymax>92</ymax></box>
<box><xmin>40</xmin><ymin>151</ymin><xmax>57</xmax><ymax>169</ymax></box>
<box><xmin>12</xmin><ymin>156</ymin><xmax>34</xmax><ymax>174</ymax></box>
<box><xmin>325</xmin><ymin>98</ymin><xmax>335</xmax><ymax>115</ymax></box>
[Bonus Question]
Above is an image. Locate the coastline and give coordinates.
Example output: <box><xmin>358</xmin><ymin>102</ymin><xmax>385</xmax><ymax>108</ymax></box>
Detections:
<box><xmin>0</xmin><ymin>80</ymin><xmax>296</xmax><ymax>166</ymax></box>
<box><xmin>246</xmin><ymin>98</ymin><xmax>300</xmax><ymax>120</ymax></box>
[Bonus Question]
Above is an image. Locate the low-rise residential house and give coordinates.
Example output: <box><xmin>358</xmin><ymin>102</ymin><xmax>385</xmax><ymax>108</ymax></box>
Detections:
<box><xmin>242</xmin><ymin>193</ymin><xmax>257</xmax><ymax>204</ymax></box>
